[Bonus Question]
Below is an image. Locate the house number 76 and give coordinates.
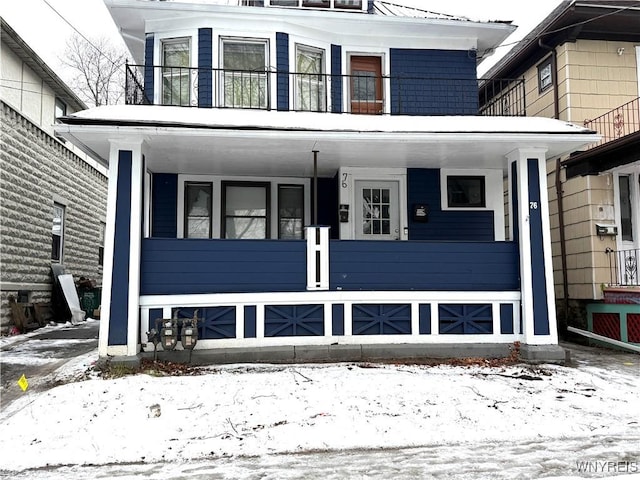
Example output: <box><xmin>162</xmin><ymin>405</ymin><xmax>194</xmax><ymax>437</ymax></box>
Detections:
<box><xmin>529</xmin><ymin>202</ymin><xmax>538</xmax><ymax>210</ymax></box>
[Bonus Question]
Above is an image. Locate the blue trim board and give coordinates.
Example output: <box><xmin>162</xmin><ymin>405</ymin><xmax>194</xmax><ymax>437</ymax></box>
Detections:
<box><xmin>265</xmin><ymin>305</ymin><xmax>324</xmax><ymax>337</ymax></box>
<box><xmin>500</xmin><ymin>304</ymin><xmax>514</xmax><ymax>334</ymax></box>
<box><xmin>244</xmin><ymin>306</ymin><xmax>257</xmax><ymax>338</ymax></box>
<box><xmin>511</xmin><ymin>161</ymin><xmax>519</xmax><ymax>242</ymax></box>
<box><xmin>439</xmin><ymin>304</ymin><xmax>493</xmax><ymax>335</ymax></box>
<box><xmin>527</xmin><ymin>159</ymin><xmax>550</xmax><ymax>335</ymax></box>
<box><xmin>332</xmin><ymin>304</ymin><xmax>344</xmax><ymax>336</ymax></box>
<box><xmin>276</xmin><ymin>33</ymin><xmax>289</xmax><ymax>111</ymax></box>
<box><xmin>151</xmin><ymin>173</ymin><xmax>178</xmax><ymax>238</ymax></box>
<box><xmin>331</xmin><ymin>45</ymin><xmax>343</xmax><ymax>113</ymax></box>
<box><xmin>144</xmin><ymin>34</ymin><xmax>154</xmax><ymax>103</ymax></box>
<box><xmin>198</xmin><ymin>28</ymin><xmax>213</xmax><ymax>108</ymax></box>
<box><xmin>419</xmin><ymin>304</ymin><xmax>431</xmax><ymax>334</ymax></box>
<box><xmin>108</xmin><ymin>150</ymin><xmax>132</xmax><ymax>346</ymax></box>
<box><xmin>352</xmin><ymin>304</ymin><xmax>412</xmax><ymax>335</ymax></box>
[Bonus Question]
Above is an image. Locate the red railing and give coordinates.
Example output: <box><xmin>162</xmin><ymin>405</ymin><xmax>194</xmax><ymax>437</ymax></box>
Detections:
<box><xmin>584</xmin><ymin>97</ymin><xmax>640</xmax><ymax>148</ymax></box>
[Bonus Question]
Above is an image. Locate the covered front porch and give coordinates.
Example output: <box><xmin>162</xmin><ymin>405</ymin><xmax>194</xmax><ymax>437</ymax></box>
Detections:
<box><xmin>55</xmin><ymin>106</ymin><xmax>599</xmax><ymax>362</ymax></box>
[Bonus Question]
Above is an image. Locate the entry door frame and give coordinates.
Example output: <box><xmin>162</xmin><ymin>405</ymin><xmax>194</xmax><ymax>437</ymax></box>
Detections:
<box><xmin>613</xmin><ymin>166</ymin><xmax>640</xmax><ymax>252</ymax></box>
<box><xmin>354</xmin><ymin>180</ymin><xmax>400</xmax><ymax>240</ymax></box>
<box><xmin>343</xmin><ymin>50</ymin><xmax>390</xmax><ymax>114</ymax></box>
<box><xmin>338</xmin><ymin>167</ymin><xmax>408</xmax><ymax>241</ymax></box>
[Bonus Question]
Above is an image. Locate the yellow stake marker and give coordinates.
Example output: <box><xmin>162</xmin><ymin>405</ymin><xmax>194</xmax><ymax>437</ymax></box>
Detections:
<box><xmin>17</xmin><ymin>374</ymin><xmax>28</xmax><ymax>392</ymax></box>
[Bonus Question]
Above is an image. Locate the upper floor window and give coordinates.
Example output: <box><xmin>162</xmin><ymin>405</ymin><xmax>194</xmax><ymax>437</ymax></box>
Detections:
<box><xmin>295</xmin><ymin>45</ymin><xmax>326</xmax><ymax>112</ymax></box>
<box><xmin>162</xmin><ymin>38</ymin><xmax>191</xmax><ymax>106</ymax></box>
<box><xmin>54</xmin><ymin>98</ymin><xmax>67</xmax><ymax>122</ymax></box>
<box><xmin>221</xmin><ymin>39</ymin><xmax>269</xmax><ymax>109</ymax></box>
<box><xmin>537</xmin><ymin>57</ymin><xmax>553</xmax><ymax>93</ymax></box>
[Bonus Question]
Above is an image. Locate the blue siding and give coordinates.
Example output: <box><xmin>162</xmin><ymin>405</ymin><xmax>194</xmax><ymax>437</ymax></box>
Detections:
<box><xmin>389</xmin><ymin>49</ymin><xmax>477</xmax><ymax>115</ymax></box>
<box><xmin>408</xmin><ymin>169</ymin><xmax>494</xmax><ymax>241</ymax></box>
<box><xmin>144</xmin><ymin>34</ymin><xmax>155</xmax><ymax>103</ymax></box>
<box><xmin>276</xmin><ymin>33</ymin><xmax>289</xmax><ymax>111</ymax></box>
<box><xmin>419</xmin><ymin>304</ymin><xmax>431</xmax><ymax>334</ymax></box>
<box><xmin>511</xmin><ymin>161</ymin><xmax>519</xmax><ymax>242</ymax></box>
<box><xmin>500</xmin><ymin>303</ymin><xmax>514</xmax><ymax>334</ymax></box>
<box><xmin>265</xmin><ymin>305</ymin><xmax>324</xmax><ymax>336</ymax></box>
<box><xmin>352</xmin><ymin>304</ymin><xmax>412</xmax><ymax>335</ymax></box>
<box><xmin>528</xmin><ymin>159</ymin><xmax>550</xmax><ymax>335</ymax></box>
<box><xmin>331</xmin><ymin>45</ymin><xmax>343</xmax><ymax>113</ymax></box>
<box><xmin>151</xmin><ymin>173</ymin><xmax>177</xmax><ymax>238</ymax></box>
<box><xmin>332</xmin><ymin>304</ymin><xmax>344</xmax><ymax>336</ymax></box>
<box><xmin>108</xmin><ymin>151</ymin><xmax>132</xmax><ymax>346</ymax></box>
<box><xmin>317</xmin><ymin>175</ymin><xmax>339</xmax><ymax>239</ymax></box>
<box><xmin>439</xmin><ymin>304</ymin><xmax>493</xmax><ymax>334</ymax></box>
<box><xmin>140</xmin><ymin>238</ymin><xmax>307</xmax><ymax>295</ymax></box>
<box><xmin>198</xmin><ymin>28</ymin><xmax>213</xmax><ymax>108</ymax></box>
<box><xmin>331</xmin><ymin>240</ymin><xmax>519</xmax><ymax>291</ymax></box>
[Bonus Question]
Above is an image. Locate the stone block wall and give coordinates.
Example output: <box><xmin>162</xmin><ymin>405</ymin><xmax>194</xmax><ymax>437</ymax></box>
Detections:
<box><xmin>0</xmin><ymin>102</ymin><xmax>108</xmax><ymax>331</ymax></box>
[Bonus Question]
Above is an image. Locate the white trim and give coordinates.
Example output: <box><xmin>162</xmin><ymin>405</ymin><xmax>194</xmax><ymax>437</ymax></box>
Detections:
<box><xmin>156</xmin><ymin>33</ymin><xmax>198</xmax><ymax>106</ymax></box>
<box><xmin>636</xmin><ymin>46</ymin><xmax>640</xmax><ymax>99</ymax></box>
<box><xmin>98</xmin><ymin>145</ymin><xmax>121</xmax><ymax>356</ymax></box>
<box><xmin>343</xmin><ymin>48</ymin><xmax>390</xmax><ymax>114</ymax></box>
<box><xmin>290</xmin><ymin>38</ymin><xmax>331</xmax><ymax>112</ymax></box>
<box><xmin>440</xmin><ymin>168</ymin><xmax>506</xmax><ymax>241</ymax></box>
<box><xmin>324</xmin><ymin>301</ymin><xmax>333</xmax><ymax>336</ymax></box>
<box><xmin>143</xmin><ymin>167</ymin><xmax>151</xmax><ymax>238</ymax></box>
<box><xmin>410</xmin><ymin>303</ymin><xmax>419</xmax><ymax>337</ymax></box>
<box><xmin>613</xmin><ymin>167</ymin><xmax>640</xmax><ymax>252</ymax></box>
<box><xmin>306</xmin><ymin>226</ymin><xmax>330</xmax><ymax>290</ymax></box>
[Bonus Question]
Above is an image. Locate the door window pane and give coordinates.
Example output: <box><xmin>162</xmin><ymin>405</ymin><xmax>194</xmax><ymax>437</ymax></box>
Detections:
<box><xmin>619</xmin><ymin>175</ymin><xmax>633</xmax><ymax>242</ymax></box>
<box><xmin>162</xmin><ymin>38</ymin><xmax>190</xmax><ymax>106</ymax></box>
<box><xmin>224</xmin><ymin>184</ymin><xmax>269</xmax><ymax>239</ymax></box>
<box><xmin>185</xmin><ymin>182</ymin><xmax>212</xmax><ymax>238</ymax></box>
<box><xmin>362</xmin><ymin>188</ymin><xmax>391</xmax><ymax>236</ymax></box>
<box><xmin>222</xmin><ymin>40</ymin><xmax>268</xmax><ymax>108</ymax></box>
<box><xmin>279</xmin><ymin>185</ymin><xmax>304</xmax><ymax>239</ymax></box>
<box><xmin>295</xmin><ymin>46</ymin><xmax>326</xmax><ymax>112</ymax></box>
<box><xmin>52</xmin><ymin>203</ymin><xmax>65</xmax><ymax>261</ymax></box>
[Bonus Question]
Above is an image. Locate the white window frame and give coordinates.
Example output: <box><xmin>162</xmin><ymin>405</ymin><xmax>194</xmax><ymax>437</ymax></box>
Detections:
<box><xmin>538</xmin><ymin>57</ymin><xmax>553</xmax><ymax>93</ymax></box>
<box><xmin>219</xmin><ymin>37</ymin><xmax>270</xmax><ymax>109</ymax></box>
<box><xmin>613</xmin><ymin>167</ymin><xmax>640</xmax><ymax>251</ymax></box>
<box><xmin>343</xmin><ymin>50</ymin><xmax>389</xmax><ymax>114</ymax></box>
<box><xmin>440</xmin><ymin>169</ymin><xmax>505</xmax><ymax>241</ymax></box>
<box><xmin>177</xmin><ymin>175</ymin><xmax>310</xmax><ymax>239</ymax></box>
<box><xmin>155</xmin><ymin>32</ymin><xmax>198</xmax><ymax>106</ymax></box>
<box><xmin>292</xmin><ymin>42</ymin><xmax>329</xmax><ymax>112</ymax></box>
<box><xmin>266</xmin><ymin>0</ymin><xmax>366</xmax><ymax>11</ymax></box>
<box><xmin>52</xmin><ymin>202</ymin><xmax>65</xmax><ymax>263</ymax></box>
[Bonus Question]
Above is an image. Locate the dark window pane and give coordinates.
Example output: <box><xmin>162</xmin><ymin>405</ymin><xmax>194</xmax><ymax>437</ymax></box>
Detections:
<box><xmin>619</xmin><ymin>176</ymin><xmax>633</xmax><ymax>242</ymax></box>
<box><xmin>185</xmin><ymin>183</ymin><xmax>212</xmax><ymax>238</ymax></box>
<box><xmin>447</xmin><ymin>176</ymin><xmax>486</xmax><ymax>208</ymax></box>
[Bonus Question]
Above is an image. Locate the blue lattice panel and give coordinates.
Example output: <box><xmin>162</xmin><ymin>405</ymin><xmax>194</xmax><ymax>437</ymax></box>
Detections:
<box><xmin>264</xmin><ymin>305</ymin><xmax>324</xmax><ymax>337</ymax></box>
<box><xmin>352</xmin><ymin>304</ymin><xmax>412</xmax><ymax>335</ymax></box>
<box><xmin>592</xmin><ymin>313</ymin><xmax>621</xmax><ymax>341</ymax></box>
<box><xmin>438</xmin><ymin>304</ymin><xmax>493</xmax><ymax>334</ymax></box>
<box><xmin>173</xmin><ymin>306</ymin><xmax>236</xmax><ymax>340</ymax></box>
<box><xmin>627</xmin><ymin>314</ymin><xmax>640</xmax><ymax>343</ymax></box>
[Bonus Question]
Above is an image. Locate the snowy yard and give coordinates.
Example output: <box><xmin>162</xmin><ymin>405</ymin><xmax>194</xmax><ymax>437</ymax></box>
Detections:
<box><xmin>0</xmin><ymin>344</ymin><xmax>639</xmax><ymax>479</ymax></box>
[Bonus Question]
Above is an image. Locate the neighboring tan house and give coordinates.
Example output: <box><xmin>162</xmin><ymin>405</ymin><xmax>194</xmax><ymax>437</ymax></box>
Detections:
<box><xmin>0</xmin><ymin>18</ymin><xmax>109</xmax><ymax>331</ymax></box>
<box><xmin>481</xmin><ymin>0</ymin><xmax>640</xmax><ymax>341</ymax></box>
<box><xmin>55</xmin><ymin>0</ymin><xmax>597</xmax><ymax>364</ymax></box>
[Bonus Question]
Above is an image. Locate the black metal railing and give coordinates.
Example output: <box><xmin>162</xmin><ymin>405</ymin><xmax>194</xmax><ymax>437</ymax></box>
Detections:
<box><xmin>584</xmin><ymin>97</ymin><xmax>640</xmax><ymax>149</ymax></box>
<box><xmin>606</xmin><ymin>247</ymin><xmax>639</xmax><ymax>287</ymax></box>
<box><xmin>126</xmin><ymin>63</ymin><xmax>526</xmax><ymax>116</ymax></box>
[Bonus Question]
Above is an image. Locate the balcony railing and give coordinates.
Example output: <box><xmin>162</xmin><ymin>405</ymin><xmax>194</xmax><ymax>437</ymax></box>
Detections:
<box><xmin>606</xmin><ymin>248</ymin><xmax>639</xmax><ymax>287</ymax></box>
<box><xmin>126</xmin><ymin>63</ymin><xmax>526</xmax><ymax>116</ymax></box>
<box><xmin>584</xmin><ymin>97</ymin><xmax>640</xmax><ymax>149</ymax></box>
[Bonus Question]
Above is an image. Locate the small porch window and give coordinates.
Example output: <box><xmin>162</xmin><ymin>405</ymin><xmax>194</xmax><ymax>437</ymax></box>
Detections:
<box><xmin>278</xmin><ymin>185</ymin><xmax>304</xmax><ymax>239</ymax></box>
<box><xmin>162</xmin><ymin>38</ymin><xmax>191</xmax><ymax>106</ymax></box>
<box><xmin>223</xmin><ymin>182</ymin><xmax>270</xmax><ymax>239</ymax></box>
<box><xmin>51</xmin><ymin>203</ymin><xmax>65</xmax><ymax>262</ymax></box>
<box><xmin>537</xmin><ymin>57</ymin><xmax>553</xmax><ymax>93</ymax></box>
<box><xmin>447</xmin><ymin>176</ymin><xmax>486</xmax><ymax>208</ymax></box>
<box><xmin>185</xmin><ymin>182</ymin><xmax>213</xmax><ymax>238</ymax></box>
<box><xmin>221</xmin><ymin>39</ymin><xmax>269</xmax><ymax>109</ymax></box>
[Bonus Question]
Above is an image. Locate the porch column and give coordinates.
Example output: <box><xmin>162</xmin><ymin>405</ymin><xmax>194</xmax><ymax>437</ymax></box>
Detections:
<box><xmin>507</xmin><ymin>148</ymin><xmax>559</xmax><ymax>347</ymax></box>
<box><xmin>99</xmin><ymin>139</ymin><xmax>145</xmax><ymax>358</ymax></box>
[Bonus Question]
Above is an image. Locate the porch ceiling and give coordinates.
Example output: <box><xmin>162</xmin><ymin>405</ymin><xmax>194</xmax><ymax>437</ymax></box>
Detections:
<box><xmin>56</xmin><ymin>106</ymin><xmax>600</xmax><ymax>177</ymax></box>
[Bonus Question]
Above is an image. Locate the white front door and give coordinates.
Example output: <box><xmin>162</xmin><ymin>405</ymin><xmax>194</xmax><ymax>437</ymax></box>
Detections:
<box><xmin>614</xmin><ymin>169</ymin><xmax>640</xmax><ymax>284</ymax></box>
<box><xmin>355</xmin><ymin>180</ymin><xmax>400</xmax><ymax>240</ymax></box>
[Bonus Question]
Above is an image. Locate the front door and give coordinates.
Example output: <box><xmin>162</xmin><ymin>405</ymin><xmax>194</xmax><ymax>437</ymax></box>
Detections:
<box><xmin>615</xmin><ymin>170</ymin><xmax>640</xmax><ymax>285</ymax></box>
<box><xmin>350</xmin><ymin>56</ymin><xmax>383</xmax><ymax>114</ymax></box>
<box><xmin>355</xmin><ymin>181</ymin><xmax>399</xmax><ymax>240</ymax></box>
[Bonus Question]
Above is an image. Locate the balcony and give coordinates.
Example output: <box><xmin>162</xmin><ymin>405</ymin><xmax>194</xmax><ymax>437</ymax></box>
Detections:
<box><xmin>125</xmin><ymin>63</ymin><xmax>526</xmax><ymax>116</ymax></box>
<box><xmin>583</xmin><ymin>97</ymin><xmax>640</xmax><ymax>149</ymax></box>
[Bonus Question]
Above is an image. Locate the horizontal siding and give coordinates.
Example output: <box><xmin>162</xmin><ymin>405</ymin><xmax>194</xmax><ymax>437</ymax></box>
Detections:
<box><xmin>330</xmin><ymin>240</ymin><xmax>519</xmax><ymax>291</ymax></box>
<box><xmin>140</xmin><ymin>238</ymin><xmax>306</xmax><ymax>295</ymax></box>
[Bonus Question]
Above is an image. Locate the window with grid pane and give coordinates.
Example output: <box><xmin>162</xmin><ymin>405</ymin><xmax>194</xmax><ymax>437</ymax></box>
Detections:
<box><xmin>162</xmin><ymin>38</ymin><xmax>190</xmax><ymax>106</ymax></box>
<box><xmin>362</xmin><ymin>188</ymin><xmax>391</xmax><ymax>235</ymax></box>
<box><xmin>184</xmin><ymin>182</ymin><xmax>212</xmax><ymax>238</ymax></box>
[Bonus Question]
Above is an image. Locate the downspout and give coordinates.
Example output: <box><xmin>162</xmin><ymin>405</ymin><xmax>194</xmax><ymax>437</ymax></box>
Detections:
<box><xmin>540</xmin><ymin>38</ymin><xmax>570</xmax><ymax>325</ymax></box>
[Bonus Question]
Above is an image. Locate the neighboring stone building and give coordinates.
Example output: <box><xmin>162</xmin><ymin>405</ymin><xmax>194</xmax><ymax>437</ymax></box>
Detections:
<box><xmin>481</xmin><ymin>1</ymin><xmax>640</xmax><ymax>333</ymax></box>
<box><xmin>0</xmin><ymin>18</ymin><xmax>108</xmax><ymax>331</ymax></box>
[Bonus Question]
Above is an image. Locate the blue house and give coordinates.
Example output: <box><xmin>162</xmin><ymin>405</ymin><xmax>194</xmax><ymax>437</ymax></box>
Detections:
<box><xmin>56</xmin><ymin>0</ymin><xmax>598</xmax><ymax>364</ymax></box>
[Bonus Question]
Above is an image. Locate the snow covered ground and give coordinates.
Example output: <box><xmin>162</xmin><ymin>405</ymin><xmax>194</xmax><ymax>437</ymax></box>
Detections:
<box><xmin>0</xmin><ymin>337</ymin><xmax>639</xmax><ymax>479</ymax></box>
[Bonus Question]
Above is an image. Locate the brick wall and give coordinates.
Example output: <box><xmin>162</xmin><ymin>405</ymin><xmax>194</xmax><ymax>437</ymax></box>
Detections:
<box><xmin>0</xmin><ymin>102</ymin><xmax>108</xmax><ymax>330</ymax></box>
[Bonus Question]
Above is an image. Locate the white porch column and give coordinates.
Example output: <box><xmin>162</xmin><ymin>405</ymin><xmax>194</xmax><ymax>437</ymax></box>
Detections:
<box><xmin>306</xmin><ymin>226</ymin><xmax>330</xmax><ymax>290</ymax></box>
<box><xmin>507</xmin><ymin>148</ymin><xmax>558</xmax><ymax>346</ymax></box>
<box><xmin>98</xmin><ymin>139</ymin><xmax>145</xmax><ymax>357</ymax></box>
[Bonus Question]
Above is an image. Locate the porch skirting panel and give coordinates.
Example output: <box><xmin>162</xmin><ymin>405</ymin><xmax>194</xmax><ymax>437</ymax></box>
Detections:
<box><xmin>139</xmin><ymin>291</ymin><xmax>522</xmax><ymax>354</ymax></box>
